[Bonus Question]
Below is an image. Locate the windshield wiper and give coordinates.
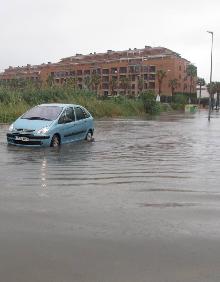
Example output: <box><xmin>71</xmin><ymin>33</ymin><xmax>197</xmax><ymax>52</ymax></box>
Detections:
<box><xmin>25</xmin><ymin>117</ymin><xmax>51</xmax><ymax>121</ymax></box>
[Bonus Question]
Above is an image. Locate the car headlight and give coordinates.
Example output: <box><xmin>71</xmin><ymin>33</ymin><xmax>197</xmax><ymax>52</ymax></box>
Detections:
<box><xmin>8</xmin><ymin>124</ymin><xmax>14</xmax><ymax>132</ymax></box>
<box><xmin>36</xmin><ymin>127</ymin><xmax>49</xmax><ymax>135</ymax></box>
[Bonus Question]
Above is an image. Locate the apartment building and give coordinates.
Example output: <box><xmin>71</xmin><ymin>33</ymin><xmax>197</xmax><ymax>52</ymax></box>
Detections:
<box><xmin>0</xmin><ymin>46</ymin><xmax>196</xmax><ymax>96</ymax></box>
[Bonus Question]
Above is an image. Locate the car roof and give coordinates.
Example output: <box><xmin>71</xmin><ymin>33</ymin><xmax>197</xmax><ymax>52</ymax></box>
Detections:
<box><xmin>39</xmin><ymin>103</ymin><xmax>82</xmax><ymax>108</ymax></box>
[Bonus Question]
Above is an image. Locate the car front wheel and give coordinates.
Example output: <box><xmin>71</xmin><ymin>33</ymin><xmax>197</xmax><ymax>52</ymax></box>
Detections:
<box><xmin>85</xmin><ymin>130</ymin><xmax>94</xmax><ymax>142</ymax></box>
<box><xmin>50</xmin><ymin>134</ymin><xmax>60</xmax><ymax>147</ymax></box>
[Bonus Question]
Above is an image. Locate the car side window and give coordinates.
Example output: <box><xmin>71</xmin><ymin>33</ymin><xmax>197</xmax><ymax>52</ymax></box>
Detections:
<box><xmin>75</xmin><ymin>107</ymin><xmax>86</xmax><ymax>120</ymax></box>
<box><xmin>59</xmin><ymin>107</ymin><xmax>75</xmax><ymax>124</ymax></box>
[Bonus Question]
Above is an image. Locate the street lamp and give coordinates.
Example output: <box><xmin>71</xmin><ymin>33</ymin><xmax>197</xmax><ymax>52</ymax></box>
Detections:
<box><xmin>207</xmin><ymin>30</ymin><xmax>213</xmax><ymax>121</ymax></box>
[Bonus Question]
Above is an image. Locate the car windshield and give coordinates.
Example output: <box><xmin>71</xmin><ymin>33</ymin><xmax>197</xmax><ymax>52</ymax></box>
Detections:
<box><xmin>21</xmin><ymin>106</ymin><xmax>63</xmax><ymax>121</ymax></box>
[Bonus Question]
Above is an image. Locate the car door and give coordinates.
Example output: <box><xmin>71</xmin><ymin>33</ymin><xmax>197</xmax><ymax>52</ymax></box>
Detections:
<box><xmin>57</xmin><ymin>106</ymin><xmax>76</xmax><ymax>143</ymax></box>
<box><xmin>74</xmin><ymin>106</ymin><xmax>87</xmax><ymax>140</ymax></box>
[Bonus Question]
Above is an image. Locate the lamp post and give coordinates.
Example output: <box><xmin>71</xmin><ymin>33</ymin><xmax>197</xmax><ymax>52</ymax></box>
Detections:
<box><xmin>207</xmin><ymin>30</ymin><xmax>213</xmax><ymax>121</ymax></box>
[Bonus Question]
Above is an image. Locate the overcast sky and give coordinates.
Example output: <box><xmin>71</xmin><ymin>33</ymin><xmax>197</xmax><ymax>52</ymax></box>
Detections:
<box><xmin>1</xmin><ymin>0</ymin><xmax>219</xmax><ymax>82</ymax></box>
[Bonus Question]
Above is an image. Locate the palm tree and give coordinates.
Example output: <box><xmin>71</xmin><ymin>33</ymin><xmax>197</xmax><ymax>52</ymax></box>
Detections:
<box><xmin>90</xmin><ymin>74</ymin><xmax>101</xmax><ymax>94</ymax></box>
<box><xmin>207</xmin><ymin>82</ymin><xmax>216</xmax><ymax>110</ymax></box>
<box><xmin>169</xmin><ymin>79</ymin><xmax>178</xmax><ymax>97</ymax></box>
<box><xmin>119</xmin><ymin>76</ymin><xmax>131</xmax><ymax>95</ymax></box>
<box><xmin>156</xmin><ymin>69</ymin><xmax>166</xmax><ymax>96</ymax></box>
<box><xmin>109</xmin><ymin>77</ymin><xmax>118</xmax><ymax>95</ymax></box>
<box><xmin>215</xmin><ymin>81</ymin><xmax>220</xmax><ymax>109</ymax></box>
<box><xmin>137</xmin><ymin>75</ymin><xmax>144</xmax><ymax>94</ymax></box>
<box><xmin>66</xmin><ymin>77</ymin><xmax>77</xmax><ymax>89</ymax></box>
<box><xmin>186</xmin><ymin>64</ymin><xmax>197</xmax><ymax>94</ymax></box>
<box><xmin>46</xmin><ymin>74</ymin><xmax>54</xmax><ymax>87</ymax></box>
<box><xmin>83</xmin><ymin>76</ymin><xmax>91</xmax><ymax>90</ymax></box>
<box><xmin>197</xmin><ymin>77</ymin><xmax>205</xmax><ymax>105</ymax></box>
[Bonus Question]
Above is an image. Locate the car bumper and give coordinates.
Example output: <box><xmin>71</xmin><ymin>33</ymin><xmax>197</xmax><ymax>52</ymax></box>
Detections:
<box><xmin>7</xmin><ymin>133</ymin><xmax>51</xmax><ymax>147</ymax></box>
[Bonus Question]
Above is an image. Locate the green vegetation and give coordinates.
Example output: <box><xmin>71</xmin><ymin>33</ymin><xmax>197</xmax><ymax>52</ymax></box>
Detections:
<box><xmin>156</xmin><ymin>69</ymin><xmax>167</xmax><ymax>96</ymax></box>
<box><xmin>0</xmin><ymin>85</ymin><xmax>146</xmax><ymax>123</ymax></box>
<box><xmin>186</xmin><ymin>64</ymin><xmax>197</xmax><ymax>94</ymax></box>
<box><xmin>0</xmin><ymin>81</ymin><xmax>194</xmax><ymax>123</ymax></box>
<box><xmin>140</xmin><ymin>90</ymin><xmax>161</xmax><ymax>114</ymax></box>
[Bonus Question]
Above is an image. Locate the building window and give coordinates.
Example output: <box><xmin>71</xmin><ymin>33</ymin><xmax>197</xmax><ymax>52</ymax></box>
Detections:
<box><xmin>102</xmin><ymin>83</ymin><xmax>109</xmax><ymax>89</ymax></box>
<box><xmin>149</xmin><ymin>82</ymin><xmax>155</xmax><ymax>89</ymax></box>
<box><xmin>179</xmin><ymin>65</ymin><xmax>181</xmax><ymax>71</ymax></box>
<box><xmin>144</xmin><ymin>74</ymin><xmax>148</xmax><ymax>80</ymax></box>
<box><xmin>149</xmin><ymin>74</ymin><xmax>155</xmax><ymax>80</ymax></box>
<box><xmin>84</xmin><ymin>70</ymin><xmax>90</xmax><ymax>75</ymax></box>
<box><xmin>102</xmin><ymin>69</ymin><xmax>109</xmax><ymax>75</ymax></box>
<box><xmin>149</xmin><ymin>66</ymin><xmax>156</xmax><ymax>73</ymax></box>
<box><xmin>102</xmin><ymin>76</ymin><xmax>109</xmax><ymax>82</ymax></box>
<box><xmin>129</xmin><ymin>66</ymin><xmax>135</xmax><ymax>73</ymax></box>
<box><xmin>143</xmin><ymin>66</ymin><xmax>148</xmax><ymax>73</ymax></box>
<box><xmin>77</xmin><ymin>70</ymin><xmax>82</xmax><ymax>76</ymax></box>
<box><xmin>119</xmin><ymin>67</ymin><xmax>127</xmax><ymax>73</ymax></box>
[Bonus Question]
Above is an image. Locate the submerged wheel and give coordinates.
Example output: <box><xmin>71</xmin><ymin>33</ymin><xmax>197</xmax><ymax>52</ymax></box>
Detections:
<box><xmin>50</xmin><ymin>134</ymin><xmax>60</xmax><ymax>147</ymax></box>
<box><xmin>85</xmin><ymin>130</ymin><xmax>94</xmax><ymax>142</ymax></box>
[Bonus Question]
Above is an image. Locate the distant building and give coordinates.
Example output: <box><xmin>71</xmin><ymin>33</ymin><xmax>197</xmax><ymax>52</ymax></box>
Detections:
<box><xmin>0</xmin><ymin>46</ymin><xmax>197</xmax><ymax>96</ymax></box>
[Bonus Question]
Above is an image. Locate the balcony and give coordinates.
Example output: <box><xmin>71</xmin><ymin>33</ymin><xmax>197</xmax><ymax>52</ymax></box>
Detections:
<box><xmin>129</xmin><ymin>65</ymin><xmax>141</xmax><ymax>73</ymax></box>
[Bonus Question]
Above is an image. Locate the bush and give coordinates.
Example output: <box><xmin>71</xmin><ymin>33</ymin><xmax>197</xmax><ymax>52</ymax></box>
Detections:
<box><xmin>139</xmin><ymin>90</ymin><xmax>160</xmax><ymax>114</ymax></box>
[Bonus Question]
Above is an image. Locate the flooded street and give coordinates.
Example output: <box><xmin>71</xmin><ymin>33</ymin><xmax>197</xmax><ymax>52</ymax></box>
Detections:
<box><xmin>1</xmin><ymin>110</ymin><xmax>220</xmax><ymax>282</ymax></box>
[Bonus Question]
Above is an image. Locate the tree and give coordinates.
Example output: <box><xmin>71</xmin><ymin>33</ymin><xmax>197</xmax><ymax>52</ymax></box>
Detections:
<box><xmin>215</xmin><ymin>82</ymin><xmax>220</xmax><ymax>109</ymax></box>
<box><xmin>186</xmin><ymin>64</ymin><xmax>197</xmax><ymax>94</ymax></box>
<box><xmin>46</xmin><ymin>74</ymin><xmax>54</xmax><ymax>87</ymax></box>
<box><xmin>83</xmin><ymin>76</ymin><xmax>91</xmax><ymax>90</ymax></box>
<box><xmin>90</xmin><ymin>74</ymin><xmax>101</xmax><ymax>94</ymax></box>
<box><xmin>137</xmin><ymin>75</ymin><xmax>144</xmax><ymax>94</ymax></box>
<box><xmin>207</xmin><ymin>82</ymin><xmax>216</xmax><ymax>110</ymax></box>
<box><xmin>168</xmin><ymin>79</ymin><xmax>178</xmax><ymax>97</ymax></box>
<box><xmin>156</xmin><ymin>69</ymin><xmax>166</xmax><ymax>96</ymax></box>
<box><xmin>119</xmin><ymin>76</ymin><xmax>131</xmax><ymax>95</ymax></box>
<box><xmin>140</xmin><ymin>90</ymin><xmax>159</xmax><ymax>114</ymax></box>
<box><xmin>66</xmin><ymin>77</ymin><xmax>77</xmax><ymax>89</ymax></box>
<box><xmin>197</xmin><ymin>77</ymin><xmax>205</xmax><ymax>105</ymax></box>
<box><xmin>109</xmin><ymin>77</ymin><xmax>118</xmax><ymax>95</ymax></box>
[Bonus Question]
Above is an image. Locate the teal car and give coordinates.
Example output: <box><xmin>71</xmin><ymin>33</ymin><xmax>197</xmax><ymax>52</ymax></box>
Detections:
<box><xmin>7</xmin><ymin>103</ymin><xmax>94</xmax><ymax>147</ymax></box>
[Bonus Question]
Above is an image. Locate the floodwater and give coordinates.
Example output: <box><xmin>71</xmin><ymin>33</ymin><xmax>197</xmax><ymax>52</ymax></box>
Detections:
<box><xmin>1</xmin><ymin>110</ymin><xmax>220</xmax><ymax>282</ymax></box>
